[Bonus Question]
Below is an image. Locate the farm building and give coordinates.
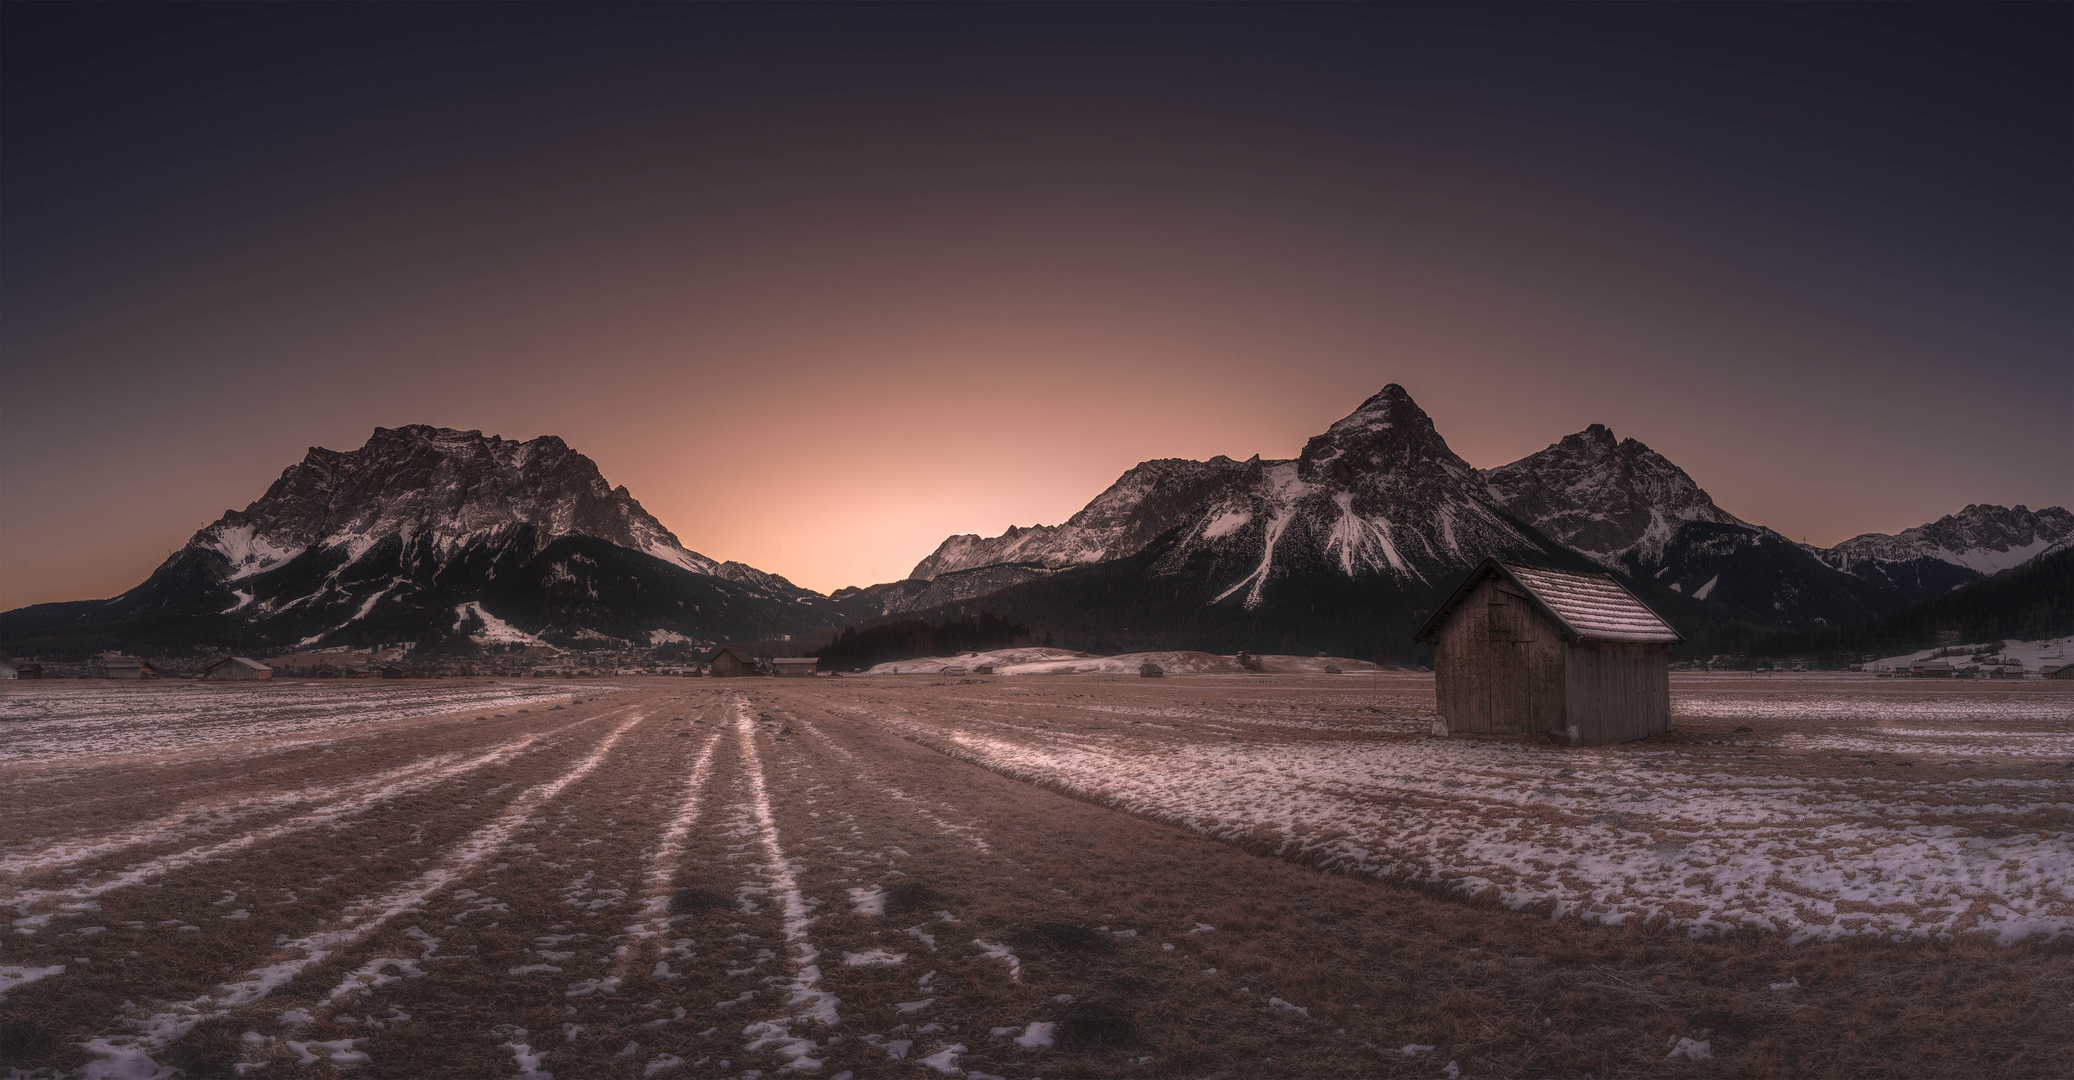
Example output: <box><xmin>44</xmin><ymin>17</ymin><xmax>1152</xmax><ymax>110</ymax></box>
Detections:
<box><xmin>1140</xmin><ymin>662</ymin><xmax>1164</xmax><ymax>678</ymax></box>
<box><xmin>707</xmin><ymin>647</ymin><xmax>761</xmax><ymax>678</ymax></box>
<box><xmin>1414</xmin><ymin>558</ymin><xmax>1682</xmax><ymax>746</ymax></box>
<box><xmin>12</xmin><ymin>662</ymin><xmax>44</xmax><ymax>680</ymax></box>
<box><xmin>104</xmin><ymin>657</ymin><xmax>156</xmax><ymax>679</ymax></box>
<box><xmin>771</xmin><ymin>657</ymin><xmax>819</xmax><ymax>677</ymax></box>
<box><xmin>380</xmin><ymin>665</ymin><xmax>405</xmax><ymax>679</ymax></box>
<box><xmin>2046</xmin><ymin>664</ymin><xmax>2073</xmax><ymax>681</ymax></box>
<box><xmin>201</xmin><ymin>657</ymin><xmax>273</xmax><ymax>681</ymax></box>
<box><xmin>1912</xmin><ymin>659</ymin><xmax>1956</xmax><ymax>678</ymax></box>
<box><xmin>973</xmin><ymin>664</ymin><xmax>995</xmax><ymax>675</ymax></box>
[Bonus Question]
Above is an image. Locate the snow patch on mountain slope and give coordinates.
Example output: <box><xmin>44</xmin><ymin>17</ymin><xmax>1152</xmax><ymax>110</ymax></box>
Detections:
<box><xmin>454</xmin><ymin>602</ymin><xmax>546</xmax><ymax>646</ymax></box>
<box><xmin>208</xmin><ymin>524</ymin><xmax>304</xmax><ymax>581</ymax></box>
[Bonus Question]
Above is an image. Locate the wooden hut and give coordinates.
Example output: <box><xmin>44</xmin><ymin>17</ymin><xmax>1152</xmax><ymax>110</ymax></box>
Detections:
<box><xmin>104</xmin><ymin>657</ymin><xmax>156</xmax><ymax>679</ymax></box>
<box><xmin>1911</xmin><ymin>659</ymin><xmax>1956</xmax><ymax>678</ymax></box>
<box><xmin>2044</xmin><ymin>663</ymin><xmax>2073</xmax><ymax>681</ymax></box>
<box><xmin>1139</xmin><ymin>662</ymin><xmax>1164</xmax><ymax>678</ymax></box>
<box><xmin>707</xmin><ymin>646</ymin><xmax>760</xmax><ymax>678</ymax></box>
<box><xmin>13</xmin><ymin>662</ymin><xmax>45</xmax><ymax>680</ymax></box>
<box><xmin>771</xmin><ymin>657</ymin><xmax>819</xmax><ymax>678</ymax></box>
<box><xmin>201</xmin><ymin>657</ymin><xmax>274</xmax><ymax>681</ymax></box>
<box><xmin>380</xmin><ymin>665</ymin><xmax>405</xmax><ymax>679</ymax></box>
<box><xmin>1414</xmin><ymin>558</ymin><xmax>1681</xmax><ymax>746</ymax></box>
<box><xmin>973</xmin><ymin>664</ymin><xmax>996</xmax><ymax>675</ymax></box>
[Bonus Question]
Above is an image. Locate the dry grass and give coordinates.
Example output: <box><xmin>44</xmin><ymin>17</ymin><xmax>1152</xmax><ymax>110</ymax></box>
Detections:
<box><xmin>1</xmin><ymin>675</ymin><xmax>2068</xmax><ymax>1078</ymax></box>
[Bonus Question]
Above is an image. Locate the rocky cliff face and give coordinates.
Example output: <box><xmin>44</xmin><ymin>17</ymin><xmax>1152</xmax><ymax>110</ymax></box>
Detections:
<box><xmin>41</xmin><ymin>426</ymin><xmax>848</xmax><ymax>654</ymax></box>
<box><xmin>907</xmin><ymin>386</ymin><xmax>1553</xmax><ymax>612</ymax></box>
<box><xmin>1480</xmin><ymin>424</ymin><xmax>1747</xmax><ymax>566</ymax></box>
<box><xmin>1811</xmin><ymin>504</ymin><xmax>2074</xmax><ymax>601</ymax></box>
<box><xmin>186</xmin><ymin>425</ymin><xmax>719</xmax><ymax>583</ymax></box>
<box><xmin>894</xmin><ymin>389</ymin><xmax>1980</xmax><ymax>631</ymax></box>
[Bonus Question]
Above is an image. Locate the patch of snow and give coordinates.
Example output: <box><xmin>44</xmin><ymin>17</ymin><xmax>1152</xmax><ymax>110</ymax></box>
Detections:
<box><xmin>1014</xmin><ymin>1021</ymin><xmax>1056</xmax><ymax>1048</ymax></box>
<box><xmin>453</xmin><ymin>601</ymin><xmax>546</xmax><ymax>646</ymax></box>
<box><xmin>1666</xmin><ymin>1036</ymin><xmax>1713</xmax><ymax>1061</ymax></box>
<box><xmin>0</xmin><ymin>963</ymin><xmax>64</xmax><ymax>999</ymax></box>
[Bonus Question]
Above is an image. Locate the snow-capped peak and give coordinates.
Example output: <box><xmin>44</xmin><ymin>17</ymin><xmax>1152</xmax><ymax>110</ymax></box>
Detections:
<box><xmin>186</xmin><ymin>425</ymin><xmax>723</xmax><ymax>581</ymax></box>
<box><xmin>1815</xmin><ymin>504</ymin><xmax>2074</xmax><ymax>578</ymax></box>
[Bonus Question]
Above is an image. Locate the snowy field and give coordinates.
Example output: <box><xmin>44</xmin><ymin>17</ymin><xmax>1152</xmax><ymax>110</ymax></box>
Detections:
<box><xmin>0</xmin><ymin>680</ymin><xmax>596</xmax><ymax>761</ymax></box>
<box><xmin>860</xmin><ymin>648</ymin><xmax>1379</xmax><ymax>676</ymax></box>
<box><xmin>2</xmin><ymin>675</ymin><xmax>2069</xmax><ymax>1078</ymax></box>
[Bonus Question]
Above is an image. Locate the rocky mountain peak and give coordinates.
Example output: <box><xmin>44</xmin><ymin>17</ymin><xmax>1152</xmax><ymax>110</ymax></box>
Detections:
<box><xmin>1482</xmin><ymin>426</ymin><xmax>1745</xmax><ymax>564</ymax></box>
<box><xmin>1298</xmin><ymin>385</ymin><xmax>1465</xmax><ymax>483</ymax></box>
<box><xmin>187</xmin><ymin>425</ymin><xmax>721</xmax><ymax>581</ymax></box>
<box><xmin>1819</xmin><ymin>502</ymin><xmax>2074</xmax><ymax>579</ymax></box>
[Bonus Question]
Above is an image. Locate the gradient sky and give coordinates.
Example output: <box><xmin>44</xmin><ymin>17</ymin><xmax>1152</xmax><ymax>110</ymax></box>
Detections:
<box><xmin>3</xmin><ymin>3</ymin><xmax>2068</xmax><ymax>608</ymax></box>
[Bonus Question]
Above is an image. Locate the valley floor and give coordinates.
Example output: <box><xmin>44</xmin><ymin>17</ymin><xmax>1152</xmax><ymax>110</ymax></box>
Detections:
<box><xmin>1</xmin><ymin>674</ymin><xmax>2069</xmax><ymax>1078</ymax></box>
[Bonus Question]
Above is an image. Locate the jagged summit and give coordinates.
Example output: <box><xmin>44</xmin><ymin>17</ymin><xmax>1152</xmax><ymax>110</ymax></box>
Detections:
<box><xmin>1812</xmin><ymin>503</ymin><xmax>2074</xmax><ymax>599</ymax></box>
<box><xmin>190</xmin><ymin>425</ymin><xmax>717</xmax><ymax>581</ymax></box>
<box><xmin>1482</xmin><ymin>425</ymin><xmax>1746</xmax><ymax>565</ymax></box>
<box><xmin>10</xmin><ymin>425</ymin><xmax>850</xmax><ymax>656</ymax></box>
<box><xmin>901</xmin><ymin>385</ymin><xmax>1548</xmax><ymax>611</ymax></box>
<box><xmin>1298</xmin><ymin>384</ymin><xmax>1467</xmax><ymax>486</ymax></box>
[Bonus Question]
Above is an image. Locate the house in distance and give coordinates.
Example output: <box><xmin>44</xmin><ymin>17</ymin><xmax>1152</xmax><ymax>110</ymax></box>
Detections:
<box><xmin>200</xmin><ymin>657</ymin><xmax>274</xmax><ymax>681</ymax></box>
<box><xmin>1414</xmin><ymin>558</ymin><xmax>1682</xmax><ymax>746</ymax></box>
<box><xmin>707</xmin><ymin>646</ymin><xmax>761</xmax><ymax>678</ymax></box>
<box><xmin>103</xmin><ymin>655</ymin><xmax>156</xmax><ymax>679</ymax></box>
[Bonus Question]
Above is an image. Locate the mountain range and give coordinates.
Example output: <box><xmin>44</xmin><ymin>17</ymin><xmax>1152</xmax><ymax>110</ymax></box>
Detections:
<box><xmin>3</xmin><ymin>390</ymin><xmax>2066</xmax><ymax>660</ymax></box>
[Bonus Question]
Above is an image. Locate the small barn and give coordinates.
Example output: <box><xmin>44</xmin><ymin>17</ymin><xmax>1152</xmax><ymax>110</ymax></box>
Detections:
<box><xmin>380</xmin><ymin>665</ymin><xmax>405</xmax><ymax>679</ymax></box>
<box><xmin>2044</xmin><ymin>663</ymin><xmax>2073</xmax><ymax>681</ymax></box>
<box><xmin>105</xmin><ymin>658</ymin><xmax>156</xmax><ymax>679</ymax></box>
<box><xmin>771</xmin><ymin>657</ymin><xmax>819</xmax><ymax>678</ymax></box>
<box><xmin>707</xmin><ymin>647</ymin><xmax>761</xmax><ymax>678</ymax></box>
<box><xmin>201</xmin><ymin>657</ymin><xmax>274</xmax><ymax>681</ymax></box>
<box><xmin>973</xmin><ymin>664</ymin><xmax>996</xmax><ymax>675</ymax></box>
<box><xmin>1139</xmin><ymin>662</ymin><xmax>1164</xmax><ymax>678</ymax></box>
<box><xmin>13</xmin><ymin>662</ymin><xmax>44</xmax><ymax>680</ymax></box>
<box><xmin>1414</xmin><ymin>559</ymin><xmax>1682</xmax><ymax>746</ymax></box>
<box><xmin>1911</xmin><ymin>659</ymin><xmax>1956</xmax><ymax>678</ymax></box>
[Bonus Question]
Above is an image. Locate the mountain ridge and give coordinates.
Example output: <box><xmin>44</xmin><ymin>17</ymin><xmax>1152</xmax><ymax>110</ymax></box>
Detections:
<box><xmin>0</xmin><ymin>425</ymin><xmax>856</xmax><ymax>657</ymax></box>
<box><xmin>3</xmin><ymin>396</ymin><xmax>2062</xmax><ymax>661</ymax></box>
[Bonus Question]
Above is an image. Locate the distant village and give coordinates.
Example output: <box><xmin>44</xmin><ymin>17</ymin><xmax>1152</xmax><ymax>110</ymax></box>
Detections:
<box><xmin>4</xmin><ymin>642</ymin><xmax>2069</xmax><ymax>682</ymax></box>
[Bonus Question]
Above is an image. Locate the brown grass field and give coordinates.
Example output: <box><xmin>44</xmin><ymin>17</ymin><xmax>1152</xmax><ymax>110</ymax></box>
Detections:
<box><xmin>2</xmin><ymin>673</ymin><xmax>2069</xmax><ymax>1079</ymax></box>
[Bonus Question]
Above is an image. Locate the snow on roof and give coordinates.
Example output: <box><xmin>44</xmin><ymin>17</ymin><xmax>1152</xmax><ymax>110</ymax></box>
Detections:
<box><xmin>1416</xmin><ymin>558</ymin><xmax>1681</xmax><ymax>644</ymax></box>
<box><xmin>1498</xmin><ymin>561</ymin><xmax>1681</xmax><ymax>643</ymax></box>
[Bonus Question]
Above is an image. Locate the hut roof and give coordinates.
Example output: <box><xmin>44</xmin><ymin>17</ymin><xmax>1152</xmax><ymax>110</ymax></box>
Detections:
<box><xmin>206</xmin><ymin>656</ymin><xmax>273</xmax><ymax>672</ymax></box>
<box><xmin>770</xmin><ymin>657</ymin><xmax>818</xmax><ymax>667</ymax></box>
<box><xmin>1415</xmin><ymin>558</ymin><xmax>1682</xmax><ymax>645</ymax></box>
<box><xmin>708</xmin><ymin>646</ymin><xmax>758</xmax><ymax>665</ymax></box>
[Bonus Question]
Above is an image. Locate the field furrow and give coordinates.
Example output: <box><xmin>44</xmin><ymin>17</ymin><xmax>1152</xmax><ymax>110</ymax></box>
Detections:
<box><xmin>3</xmin><ymin>674</ymin><xmax>2069</xmax><ymax>1079</ymax></box>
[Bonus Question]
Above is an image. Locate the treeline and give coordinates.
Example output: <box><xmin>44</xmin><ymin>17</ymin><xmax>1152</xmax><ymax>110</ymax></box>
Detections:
<box><xmin>814</xmin><ymin>612</ymin><xmax>1039</xmax><ymax>672</ymax></box>
<box><xmin>1737</xmin><ymin>547</ymin><xmax>2073</xmax><ymax>663</ymax></box>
